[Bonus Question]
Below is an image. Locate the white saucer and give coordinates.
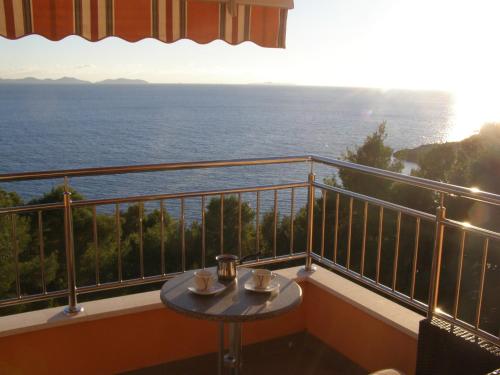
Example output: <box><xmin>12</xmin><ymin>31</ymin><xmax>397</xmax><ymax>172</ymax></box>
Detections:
<box><xmin>244</xmin><ymin>280</ymin><xmax>280</xmax><ymax>293</ymax></box>
<box><xmin>188</xmin><ymin>282</ymin><xmax>226</xmax><ymax>296</ymax></box>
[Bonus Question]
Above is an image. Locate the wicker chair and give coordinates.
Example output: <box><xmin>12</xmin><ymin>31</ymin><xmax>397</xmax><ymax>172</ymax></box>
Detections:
<box><xmin>415</xmin><ymin>318</ymin><xmax>500</xmax><ymax>375</ymax></box>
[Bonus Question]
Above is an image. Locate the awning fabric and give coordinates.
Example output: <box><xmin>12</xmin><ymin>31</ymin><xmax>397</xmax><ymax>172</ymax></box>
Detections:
<box><xmin>0</xmin><ymin>0</ymin><xmax>293</xmax><ymax>48</ymax></box>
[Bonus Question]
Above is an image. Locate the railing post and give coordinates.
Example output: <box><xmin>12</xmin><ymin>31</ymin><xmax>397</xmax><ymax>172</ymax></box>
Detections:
<box><xmin>63</xmin><ymin>179</ymin><xmax>83</xmax><ymax>315</ymax></box>
<box><xmin>305</xmin><ymin>172</ymin><xmax>316</xmax><ymax>272</ymax></box>
<box><xmin>427</xmin><ymin>196</ymin><xmax>446</xmax><ymax>318</ymax></box>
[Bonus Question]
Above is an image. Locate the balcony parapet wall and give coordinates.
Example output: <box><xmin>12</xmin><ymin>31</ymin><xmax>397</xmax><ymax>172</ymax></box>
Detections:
<box><xmin>0</xmin><ymin>266</ymin><xmax>422</xmax><ymax>374</ymax></box>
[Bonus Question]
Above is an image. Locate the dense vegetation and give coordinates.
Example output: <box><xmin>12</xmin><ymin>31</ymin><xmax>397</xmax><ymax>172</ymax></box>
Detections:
<box><xmin>0</xmin><ymin>123</ymin><xmax>498</xmax><ymax>336</ymax></box>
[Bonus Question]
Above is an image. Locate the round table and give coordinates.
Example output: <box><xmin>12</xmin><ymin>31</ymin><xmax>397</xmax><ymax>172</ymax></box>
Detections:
<box><xmin>160</xmin><ymin>267</ymin><xmax>302</xmax><ymax>375</ymax></box>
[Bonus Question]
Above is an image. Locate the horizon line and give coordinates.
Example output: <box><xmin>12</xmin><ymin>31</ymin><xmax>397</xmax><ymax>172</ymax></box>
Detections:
<box><xmin>0</xmin><ymin>76</ymin><xmax>452</xmax><ymax>93</ymax></box>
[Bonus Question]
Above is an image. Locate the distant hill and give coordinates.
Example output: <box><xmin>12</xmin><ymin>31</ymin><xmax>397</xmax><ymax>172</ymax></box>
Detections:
<box><xmin>394</xmin><ymin>143</ymin><xmax>449</xmax><ymax>163</ymax></box>
<box><xmin>394</xmin><ymin>125</ymin><xmax>500</xmax><ymax>164</ymax></box>
<box><xmin>395</xmin><ymin>123</ymin><xmax>500</xmax><ymax>195</ymax></box>
<box><xmin>0</xmin><ymin>76</ymin><xmax>91</xmax><ymax>85</ymax></box>
<box><xmin>0</xmin><ymin>77</ymin><xmax>149</xmax><ymax>85</ymax></box>
<box><xmin>96</xmin><ymin>78</ymin><xmax>149</xmax><ymax>85</ymax></box>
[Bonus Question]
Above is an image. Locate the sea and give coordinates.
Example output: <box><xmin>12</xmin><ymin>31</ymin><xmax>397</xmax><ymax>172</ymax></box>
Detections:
<box><xmin>0</xmin><ymin>84</ymin><xmax>455</xmax><ymax>218</ymax></box>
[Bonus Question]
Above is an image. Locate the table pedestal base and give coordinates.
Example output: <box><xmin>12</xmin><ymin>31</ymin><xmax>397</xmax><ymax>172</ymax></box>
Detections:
<box><xmin>218</xmin><ymin>321</ymin><xmax>242</xmax><ymax>375</ymax></box>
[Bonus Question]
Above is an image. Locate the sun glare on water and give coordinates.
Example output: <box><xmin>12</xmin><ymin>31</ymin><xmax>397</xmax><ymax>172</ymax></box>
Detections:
<box><xmin>448</xmin><ymin>87</ymin><xmax>500</xmax><ymax>142</ymax></box>
<box><xmin>442</xmin><ymin>1</ymin><xmax>500</xmax><ymax>142</ymax></box>
<box><xmin>371</xmin><ymin>1</ymin><xmax>500</xmax><ymax>143</ymax></box>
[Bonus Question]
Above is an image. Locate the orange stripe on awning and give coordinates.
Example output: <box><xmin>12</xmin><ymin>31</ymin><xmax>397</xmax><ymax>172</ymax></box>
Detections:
<box><xmin>30</xmin><ymin>0</ymin><xmax>74</xmax><ymax>41</ymax></box>
<box><xmin>186</xmin><ymin>1</ymin><xmax>219</xmax><ymax>44</ymax></box>
<box><xmin>250</xmin><ymin>5</ymin><xmax>280</xmax><ymax>48</ymax></box>
<box><xmin>0</xmin><ymin>0</ymin><xmax>292</xmax><ymax>48</ymax></box>
<box><xmin>4</xmin><ymin>0</ymin><xmax>16</xmax><ymax>38</ymax></box>
<box><xmin>114</xmin><ymin>0</ymin><xmax>151</xmax><ymax>42</ymax></box>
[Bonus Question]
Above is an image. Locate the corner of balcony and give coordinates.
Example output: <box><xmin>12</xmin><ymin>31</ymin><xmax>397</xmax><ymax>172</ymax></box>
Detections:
<box><xmin>1</xmin><ymin>155</ymin><xmax>499</xmax><ymax>374</ymax></box>
<box><xmin>0</xmin><ymin>265</ymin><xmax>423</xmax><ymax>375</ymax></box>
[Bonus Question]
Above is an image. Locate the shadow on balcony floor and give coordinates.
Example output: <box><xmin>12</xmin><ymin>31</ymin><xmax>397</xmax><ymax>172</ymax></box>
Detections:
<box><xmin>122</xmin><ymin>332</ymin><xmax>367</xmax><ymax>375</ymax></box>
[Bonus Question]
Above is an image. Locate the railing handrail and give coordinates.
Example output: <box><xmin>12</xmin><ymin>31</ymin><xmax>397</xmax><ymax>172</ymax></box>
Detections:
<box><xmin>0</xmin><ymin>154</ymin><xmax>498</xmax><ymax>345</ymax></box>
<box><xmin>0</xmin><ymin>182</ymin><xmax>309</xmax><ymax>215</ymax></box>
<box><xmin>0</xmin><ymin>155</ymin><xmax>311</xmax><ymax>182</ymax></box>
<box><xmin>311</xmin><ymin>155</ymin><xmax>500</xmax><ymax>206</ymax></box>
<box><xmin>2</xmin><ymin>154</ymin><xmax>499</xmax><ymax>206</ymax></box>
<box><xmin>313</xmin><ymin>181</ymin><xmax>436</xmax><ymax>222</ymax></box>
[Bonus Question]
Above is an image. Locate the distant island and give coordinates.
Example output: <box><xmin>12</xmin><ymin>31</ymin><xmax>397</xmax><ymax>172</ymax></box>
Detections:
<box><xmin>0</xmin><ymin>77</ymin><xmax>149</xmax><ymax>85</ymax></box>
<box><xmin>394</xmin><ymin>123</ymin><xmax>499</xmax><ymax>194</ymax></box>
<box><xmin>394</xmin><ymin>125</ymin><xmax>498</xmax><ymax>163</ymax></box>
<box><xmin>95</xmin><ymin>78</ymin><xmax>149</xmax><ymax>85</ymax></box>
<box><xmin>395</xmin><ymin>142</ymin><xmax>452</xmax><ymax>163</ymax></box>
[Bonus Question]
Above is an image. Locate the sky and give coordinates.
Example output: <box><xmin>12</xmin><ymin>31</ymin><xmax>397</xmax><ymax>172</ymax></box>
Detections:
<box><xmin>1</xmin><ymin>0</ymin><xmax>500</xmax><ymax>117</ymax></box>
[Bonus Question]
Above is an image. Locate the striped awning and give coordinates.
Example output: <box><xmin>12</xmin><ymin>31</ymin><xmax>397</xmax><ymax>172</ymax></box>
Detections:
<box><xmin>0</xmin><ymin>0</ymin><xmax>293</xmax><ymax>48</ymax></box>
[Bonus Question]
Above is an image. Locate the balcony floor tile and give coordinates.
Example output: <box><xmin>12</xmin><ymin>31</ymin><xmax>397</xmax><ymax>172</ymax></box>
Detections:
<box><xmin>122</xmin><ymin>332</ymin><xmax>367</xmax><ymax>375</ymax></box>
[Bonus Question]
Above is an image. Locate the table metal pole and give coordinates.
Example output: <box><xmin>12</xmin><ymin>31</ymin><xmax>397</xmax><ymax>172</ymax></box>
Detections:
<box><xmin>218</xmin><ymin>322</ymin><xmax>225</xmax><ymax>375</ymax></box>
<box><xmin>226</xmin><ymin>322</ymin><xmax>242</xmax><ymax>375</ymax></box>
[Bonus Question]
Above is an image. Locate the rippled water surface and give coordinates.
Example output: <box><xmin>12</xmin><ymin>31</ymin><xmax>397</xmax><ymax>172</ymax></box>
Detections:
<box><xmin>0</xmin><ymin>84</ymin><xmax>453</xmax><ymax>209</ymax></box>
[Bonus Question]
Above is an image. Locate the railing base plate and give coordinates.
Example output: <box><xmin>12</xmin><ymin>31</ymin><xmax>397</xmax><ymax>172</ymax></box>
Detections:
<box><xmin>302</xmin><ymin>265</ymin><xmax>317</xmax><ymax>273</ymax></box>
<box><xmin>63</xmin><ymin>305</ymin><xmax>84</xmax><ymax>315</ymax></box>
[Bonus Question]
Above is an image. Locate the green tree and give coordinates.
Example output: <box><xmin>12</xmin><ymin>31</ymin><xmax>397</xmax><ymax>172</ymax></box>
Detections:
<box><xmin>28</xmin><ymin>186</ymin><xmax>86</xmax><ymax>290</ymax></box>
<box><xmin>337</xmin><ymin>122</ymin><xmax>403</xmax><ymax>200</ymax></box>
<box><xmin>0</xmin><ymin>190</ymin><xmax>29</xmax><ymax>297</ymax></box>
<box><xmin>0</xmin><ymin>188</ymin><xmax>58</xmax><ymax>303</ymax></box>
<box><xmin>205</xmin><ymin>195</ymin><xmax>256</xmax><ymax>266</ymax></box>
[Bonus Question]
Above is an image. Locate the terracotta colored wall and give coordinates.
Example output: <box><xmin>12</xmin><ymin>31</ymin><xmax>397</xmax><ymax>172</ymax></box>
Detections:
<box><xmin>0</xmin><ymin>281</ymin><xmax>418</xmax><ymax>375</ymax></box>
<box><xmin>304</xmin><ymin>283</ymin><xmax>417</xmax><ymax>375</ymax></box>
<box><xmin>0</xmin><ymin>297</ymin><xmax>305</xmax><ymax>375</ymax></box>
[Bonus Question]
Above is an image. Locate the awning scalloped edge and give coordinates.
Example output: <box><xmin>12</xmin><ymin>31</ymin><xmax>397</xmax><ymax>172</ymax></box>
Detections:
<box><xmin>0</xmin><ymin>0</ymin><xmax>291</xmax><ymax>49</ymax></box>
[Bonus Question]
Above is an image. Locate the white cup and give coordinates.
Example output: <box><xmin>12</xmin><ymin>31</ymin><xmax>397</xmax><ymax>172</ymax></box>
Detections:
<box><xmin>194</xmin><ymin>270</ymin><xmax>214</xmax><ymax>291</ymax></box>
<box><xmin>252</xmin><ymin>269</ymin><xmax>275</xmax><ymax>289</ymax></box>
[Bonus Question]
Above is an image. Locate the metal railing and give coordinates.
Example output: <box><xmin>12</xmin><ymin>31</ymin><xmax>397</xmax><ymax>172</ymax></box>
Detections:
<box><xmin>0</xmin><ymin>156</ymin><xmax>311</xmax><ymax>314</ymax></box>
<box><xmin>308</xmin><ymin>155</ymin><xmax>500</xmax><ymax>346</ymax></box>
<box><xmin>0</xmin><ymin>155</ymin><xmax>498</xmax><ymax>345</ymax></box>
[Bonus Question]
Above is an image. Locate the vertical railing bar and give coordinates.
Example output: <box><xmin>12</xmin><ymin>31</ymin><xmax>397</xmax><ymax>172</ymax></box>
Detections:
<box><xmin>376</xmin><ymin>206</ymin><xmax>384</xmax><ymax>284</ymax></box>
<box><xmin>139</xmin><ymin>202</ymin><xmax>144</xmax><ymax>278</ymax></box>
<box><xmin>346</xmin><ymin>197</ymin><xmax>353</xmax><ymax>269</ymax></box>
<box><xmin>360</xmin><ymin>202</ymin><xmax>368</xmax><ymax>278</ymax></box>
<box><xmin>181</xmin><ymin>198</ymin><xmax>186</xmax><ymax>272</ymax></box>
<box><xmin>160</xmin><ymin>200</ymin><xmax>165</xmax><ymax>276</ymax></box>
<box><xmin>37</xmin><ymin>210</ymin><xmax>47</xmax><ymax>294</ymax></box>
<box><xmin>290</xmin><ymin>188</ymin><xmax>295</xmax><ymax>255</ymax></box>
<box><xmin>273</xmin><ymin>190</ymin><xmax>278</xmax><ymax>258</ymax></box>
<box><xmin>220</xmin><ymin>194</ymin><xmax>224</xmax><ymax>255</ymax></box>
<box><xmin>428</xmin><ymin>193</ymin><xmax>446</xmax><ymax>317</ymax></box>
<box><xmin>10</xmin><ymin>214</ymin><xmax>21</xmax><ymax>298</ymax></box>
<box><xmin>238</xmin><ymin>193</ymin><xmax>242</xmax><ymax>259</ymax></box>
<box><xmin>256</xmin><ymin>191</ymin><xmax>260</xmax><ymax>254</ymax></box>
<box><xmin>305</xmin><ymin>172</ymin><xmax>316</xmax><ymax>270</ymax></box>
<box><xmin>410</xmin><ymin>217</ymin><xmax>420</xmax><ymax>301</ymax></box>
<box><xmin>452</xmin><ymin>229</ymin><xmax>466</xmax><ymax>320</ymax></box>
<box><xmin>115</xmin><ymin>204</ymin><xmax>122</xmax><ymax>282</ymax></box>
<box><xmin>320</xmin><ymin>190</ymin><xmax>326</xmax><ymax>259</ymax></box>
<box><xmin>202</xmin><ymin>196</ymin><xmax>206</xmax><ymax>269</ymax></box>
<box><xmin>92</xmin><ymin>205</ymin><xmax>99</xmax><ymax>285</ymax></box>
<box><xmin>474</xmin><ymin>237</ymin><xmax>489</xmax><ymax>330</ymax></box>
<box><xmin>333</xmin><ymin>193</ymin><xmax>339</xmax><ymax>263</ymax></box>
<box><xmin>392</xmin><ymin>211</ymin><xmax>402</xmax><ymax>292</ymax></box>
<box><xmin>63</xmin><ymin>177</ymin><xmax>82</xmax><ymax>314</ymax></box>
